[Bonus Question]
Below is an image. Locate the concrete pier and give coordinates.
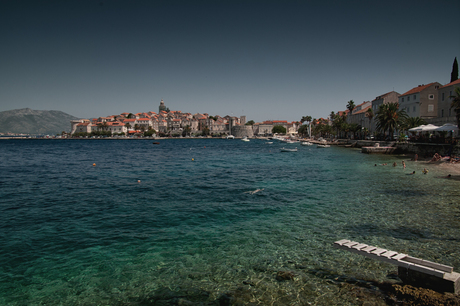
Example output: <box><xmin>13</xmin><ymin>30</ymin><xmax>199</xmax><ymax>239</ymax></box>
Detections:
<box><xmin>334</xmin><ymin>239</ymin><xmax>460</xmax><ymax>293</ymax></box>
<box><xmin>361</xmin><ymin>146</ymin><xmax>396</xmax><ymax>154</ymax></box>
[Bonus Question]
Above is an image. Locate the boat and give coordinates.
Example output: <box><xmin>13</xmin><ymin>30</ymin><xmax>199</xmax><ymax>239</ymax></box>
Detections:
<box><xmin>226</xmin><ymin>135</ymin><xmax>235</xmax><ymax>139</ymax></box>
<box><xmin>152</xmin><ymin>142</ymin><xmax>160</xmax><ymax>145</ymax></box>
<box><xmin>301</xmin><ymin>141</ymin><xmax>313</xmax><ymax>146</ymax></box>
<box><xmin>280</xmin><ymin>147</ymin><xmax>297</xmax><ymax>152</ymax></box>
<box><xmin>265</xmin><ymin>142</ymin><xmax>273</xmax><ymax>144</ymax></box>
<box><xmin>317</xmin><ymin>144</ymin><xmax>330</xmax><ymax>148</ymax></box>
<box><xmin>242</xmin><ymin>137</ymin><xmax>250</xmax><ymax>142</ymax></box>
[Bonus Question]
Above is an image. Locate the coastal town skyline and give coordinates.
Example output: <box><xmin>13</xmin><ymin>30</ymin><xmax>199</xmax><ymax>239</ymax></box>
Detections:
<box><xmin>1</xmin><ymin>0</ymin><xmax>459</xmax><ymax>122</ymax></box>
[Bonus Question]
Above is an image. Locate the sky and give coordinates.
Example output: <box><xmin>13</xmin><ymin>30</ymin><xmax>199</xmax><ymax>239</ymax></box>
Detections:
<box><xmin>1</xmin><ymin>0</ymin><xmax>459</xmax><ymax>123</ymax></box>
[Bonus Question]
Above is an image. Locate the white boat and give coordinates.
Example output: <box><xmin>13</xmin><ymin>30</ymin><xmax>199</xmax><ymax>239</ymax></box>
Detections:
<box><xmin>317</xmin><ymin>144</ymin><xmax>330</xmax><ymax>148</ymax></box>
<box><xmin>226</xmin><ymin>135</ymin><xmax>235</xmax><ymax>139</ymax></box>
<box><xmin>265</xmin><ymin>142</ymin><xmax>273</xmax><ymax>144</ymax></box>
<box><xmin>241</xmin><ymin>137</ymin><xmax>250</xmax><ymax>142</ymax></box>
<box><xmin>301</xmin><ymin>141</ymin><xmax>313</xmax><ymax>146</ymax></box>
<box><xmin>280</xmin><ymin>147</ymin><xmax>297</xmax><ymax>152</ymax></box>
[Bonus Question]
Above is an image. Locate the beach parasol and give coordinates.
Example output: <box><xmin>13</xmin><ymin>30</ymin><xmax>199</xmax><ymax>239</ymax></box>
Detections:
<box><xmin>420</xmin><ymin>124</ymin><xmax>440</xmax><ymax>131</ymax></box>
<box><xmin>408</xmin><ymin>125</ymin><xmax>426</xmax><ymax>132</ymax></box>
<box><xmin>434</xmin><ymin>123</ymin><xmax>459</xmax><ymax>132</ymax></box>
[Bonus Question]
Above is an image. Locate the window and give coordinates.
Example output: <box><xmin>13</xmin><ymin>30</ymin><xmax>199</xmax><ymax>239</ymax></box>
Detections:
<box><xmin>413</xmin><ymin>94</ymin><xmax>416</xmax><ymax>100</ymax></box>
<box><xmin>408</xmin><ymin>96</ymin><xmax>410</xmax><ymax>101</ymax></box>
<box><xmin>441</xmin><ymin>109</ymin><xmax>444</xmax><ymax>117</ymax></box>
<box><xmin>402</xmin><ymin>97</ymin><xmax>405</xmax><ymax>102</ymax></box>
<box><xmin>428</xmin><ymin>94</ymin><xmax>434</xmax><ymax>100</ymax></box>
<box><xmin>407</xmin><ymin>107</ymin><xmax>410</xmax><ymax>113</ymax></box>
<box><xmin>428</xmin><ymin>104</ymin><xmax>434</xmax><ymax>112</ymax></box>
<box><xmin>442</xmin><ymin>93</ymin><xmax>445</xmax><ymax>101</ymax></box>
<box><xmin>413</xmin><ymin>106</ymin><xmax>416</xmax><ymax>112</ymax></box>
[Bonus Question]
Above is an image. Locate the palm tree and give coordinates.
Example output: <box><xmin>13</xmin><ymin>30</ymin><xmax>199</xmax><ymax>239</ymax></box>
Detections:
<box><xmin>365</xmin><ymin>108</ymin><xmax>374</xmax><ymax>123</ymax></box>
<box><xmin>401</xmin><ymin>117</ymin><xmax>427</xmax><ymax>132</ymax></box>
<box><xmin>183</xmin><ymin>125</ymin><xmax>191</xmax><ymax>137</ymax></box>
<box><xmin>450</xmin><ymin>87</ymin><xmax>460</xmax><ymax>128</ymax></box>
<box><xmin>375</xmin><ymin>102</ymin><xmax>407</xmax><ymax>140</ymax></box>
<box><xmin>346</xmin><ymin>100</ymin><xmax>356</xmax><ymax>115</ymax></box>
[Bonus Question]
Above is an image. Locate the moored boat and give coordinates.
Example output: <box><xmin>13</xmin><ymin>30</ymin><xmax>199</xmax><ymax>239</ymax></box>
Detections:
<box><xmin>280</xmin><ymin>147</ymin><xmax>297</xmax><ymax>152</ymax></box>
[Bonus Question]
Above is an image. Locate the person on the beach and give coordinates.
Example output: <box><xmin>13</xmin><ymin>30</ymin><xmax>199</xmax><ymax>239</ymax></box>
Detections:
<box><xmin>402</xmin><ymin>161</ymin><xmax>406</xmax><ymax>169</ymax></box>
<box><xmin>414</xmin><ymin>154</ymin><xmax>418</xmax><ymax>162</ymax></box>
<box><xmin>431</xmin><ymin>153</ymin><xmax>441</xmax><ymax>162</ymax></box>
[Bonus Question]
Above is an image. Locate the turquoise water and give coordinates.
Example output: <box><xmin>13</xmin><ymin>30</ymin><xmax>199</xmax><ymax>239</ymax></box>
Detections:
<box><xmin>0</xmin><ymin>139</ymin><xmax>459</xmax><ymax>305</ymax></box>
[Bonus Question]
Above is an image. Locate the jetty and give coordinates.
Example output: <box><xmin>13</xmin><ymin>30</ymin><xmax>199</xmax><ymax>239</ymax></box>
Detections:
<box><xmin>334</xmin><ymin>239</ymin><xmax>460</xmax><ymax>293</ymax></box>
<box><xmin>361</xmin><ymin>142</ymin><xmax>396</xmax><ymax>154</ymax></box>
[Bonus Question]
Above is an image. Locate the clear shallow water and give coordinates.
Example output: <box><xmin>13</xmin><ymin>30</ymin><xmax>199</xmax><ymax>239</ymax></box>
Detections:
<box><xmin>0</xmin><ymin>139</ymin><xmax>459</xmax><ymax>305</ymax></box>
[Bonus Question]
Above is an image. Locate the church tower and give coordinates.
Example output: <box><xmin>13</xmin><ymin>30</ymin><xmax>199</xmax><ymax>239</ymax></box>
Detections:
<box><xmin>159</xmin><ymin>99</ymin><xmax>166</xmax><ymax>113</ymax></box>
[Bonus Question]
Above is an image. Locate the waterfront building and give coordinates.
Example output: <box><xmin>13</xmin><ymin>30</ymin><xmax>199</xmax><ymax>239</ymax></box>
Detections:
<box><xmin>398</xmin><ymin>82</ymin><xmax>442</xmax><ymax>119</ymax></box>
<box><xmin>435</xmin><ymin>78</ymin><xmax>460</xmax><ymax>125</ymax></box>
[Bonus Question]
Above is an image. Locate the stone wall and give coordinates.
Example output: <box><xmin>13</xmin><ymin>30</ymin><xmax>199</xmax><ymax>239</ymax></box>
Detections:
<box><xmin>232</xmin><ymin>125</ymin><xmax>254</xmax><ymax>138</ymax></box>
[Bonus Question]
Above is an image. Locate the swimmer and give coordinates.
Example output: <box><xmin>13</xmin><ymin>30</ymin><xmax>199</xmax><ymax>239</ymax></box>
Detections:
<box><xmin>407</xmin><ymin>171</ymin><xmax>416</xmax><ymax>175</ymax></box>
<box><xmin>422</xmin><ymin>168</ymin><xmax>428</xmax><ymax>174</ymax></box>
<box><xmin>245</xmin><ymin>188</ymin><xmax>264</xmax><ymax>194</ymax></box>
<box><xmin>402</xmin><ymin>161</ymin><xmax>406</xmax><ymax>169</ymax></box>
<box><xmin>393</xmin><ymin>162</ymin><xmax>397</xmax><ymax>167</ymax></box>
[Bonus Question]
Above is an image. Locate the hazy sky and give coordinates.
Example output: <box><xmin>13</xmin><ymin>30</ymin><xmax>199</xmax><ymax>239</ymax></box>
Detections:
<box><xmin>1</xmin><ymin>0</ymin><xmax>459</xmax><ymax>122</ymax></box>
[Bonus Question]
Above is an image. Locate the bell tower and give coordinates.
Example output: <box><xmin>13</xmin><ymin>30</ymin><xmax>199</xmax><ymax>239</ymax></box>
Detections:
<box><xmin>159</xmin><ymin>99</ymin><xmax>166</xmax><ymax>113</ymax></box>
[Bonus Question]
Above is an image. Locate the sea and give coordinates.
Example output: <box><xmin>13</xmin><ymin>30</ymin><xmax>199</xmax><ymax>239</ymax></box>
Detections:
<box><xmin>0</xmin><ymin>139</ymin><xmax>459</xmax><ymax>305</ymax></box>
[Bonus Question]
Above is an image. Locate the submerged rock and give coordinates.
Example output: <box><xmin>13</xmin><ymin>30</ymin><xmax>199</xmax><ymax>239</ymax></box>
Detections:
<box><xmin>276</xmin><ymin>270</ymin><xmax>295</xmax><ymax>281</ymax></box>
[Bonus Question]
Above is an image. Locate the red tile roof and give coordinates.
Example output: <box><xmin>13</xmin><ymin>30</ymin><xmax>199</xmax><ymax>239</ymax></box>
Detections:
<box><xmin>440</xmin><ymin>78</ymin><xmax>460</xmax><ymax>89</ymax></box>
<box><xmin>401</xmin><ymin>82</ymin><xmax>437</xmax><ymax>96</ymax></box>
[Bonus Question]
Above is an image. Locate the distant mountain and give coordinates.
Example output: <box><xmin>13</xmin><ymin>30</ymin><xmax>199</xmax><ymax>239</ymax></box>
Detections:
<box><xmin>0</xmin><ymin>108</ymin><xmax>79</xmax><ymax>135</ymax></box>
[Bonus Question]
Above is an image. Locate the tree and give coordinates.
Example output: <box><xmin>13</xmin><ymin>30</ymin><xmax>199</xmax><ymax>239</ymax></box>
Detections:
<box><xmin>346</xmin><ymin>100</ymin><xmax>356</xmax><ymax>115</ymax></box>
<box><xmin>450</xmin><ymin>87</ymin><xmax>460</xmax><ymax>129</ymax></box>
<box><xmin>402</xmin><ymin>117</ymin><xmax>427</xmax><ymax>132</ymax></box>
<box><xmin>182</xmin><ymin>125</ymin><xmax>191</xmax><ymax>137</ymax></box>
<box><xmin>451</xmin><ymin>57</ymin><xmax>459</xmax><ymax>83</ymax></box>
<box><xmin>245</xmin><ymin>120</ymin><xmax>255</xmax><ymax>125</ymax></box>
<box><xmin>272</xmin><ymin>125</ymin><xmax>286</xmax><ymax>134</ymax></box>
<box><xmin>365</xmin><ymin>108</ymin><xmax>374</xmax><ymax>122</ymax></box>
<box><xmin>298</xmin><ymin>124</ymin><xmax>308</xmax><ymax>136</ymax></box>
<box><xmin>202</xmin><ymin>126</ymin><xmax>210</xmax><ymax>136</ymax></box>
<box><xmin>125</xmin><ymin>122</ymin><xmax>132</xmax><ymax>131</ymax></box>
<box><xmin>127</xmin><ymin>113</ymin><xmax>135</xmax><ymax>119</ymax></box>
<box><xmin>375</xmin><ymin>102</ymin><xmax>407</xmax><ymax>140</ymax></box>
<box><xmin>349</xmin><ymin>123</ymin><xmax>361</xmax><ymax>139</ymax></box>
<box><xmin>144</xmin><ymin>129</ymin><xmax>156</xmax><ymax>137</ymax></box>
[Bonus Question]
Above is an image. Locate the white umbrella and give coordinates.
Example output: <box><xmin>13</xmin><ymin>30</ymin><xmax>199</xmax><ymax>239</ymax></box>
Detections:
<box><xmin>408</xmin><ymin>125</ymin><xmax>426</xmax><ymax>132</ymax></box>
<box><xmin>434</xmin><ymin>123</ymin><xmax>459</xmax><ymax>132</ymax></box>
<box><xmin>420</xmin><ymin>124</ymin><xmax>440</xmax><ymax>131</ymax></box>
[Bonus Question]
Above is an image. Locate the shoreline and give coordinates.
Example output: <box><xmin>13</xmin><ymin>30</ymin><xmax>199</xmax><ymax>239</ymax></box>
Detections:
<box><xmin>421</xmin><ymin>159</ymin><xmax>460</xmax><ymax>176</ymax></box>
